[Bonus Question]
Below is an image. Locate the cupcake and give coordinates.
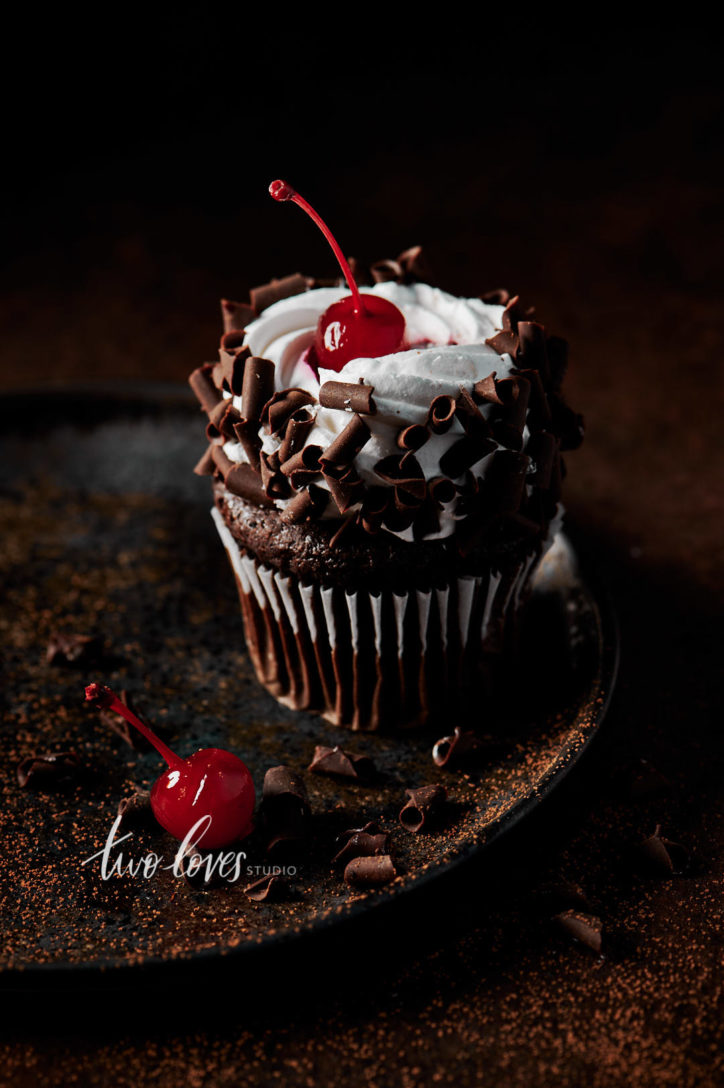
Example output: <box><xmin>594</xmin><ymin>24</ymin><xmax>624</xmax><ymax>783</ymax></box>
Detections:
<box><xmin>188</xmin><ymin>183</ymin><xmax>583</xmax><ymax>730</ymax></box>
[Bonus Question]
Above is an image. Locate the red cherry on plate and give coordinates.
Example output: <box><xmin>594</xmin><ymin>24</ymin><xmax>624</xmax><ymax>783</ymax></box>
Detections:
<box><xmin>85</xmin><ymin>684</ymin><xmax>255</xmax><ymax>849</ymax></box>
<box><xmin>269</xmin><ymin>179</ymin><xmax>405</xmax><ymax>372</ymax></box>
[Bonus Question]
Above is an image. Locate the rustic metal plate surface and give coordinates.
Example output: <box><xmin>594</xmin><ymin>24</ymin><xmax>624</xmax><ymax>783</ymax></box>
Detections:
<box><xmin>0</xmin><ymin>385</ymin><xmax>618</xmax><ymax>986</ymax></box>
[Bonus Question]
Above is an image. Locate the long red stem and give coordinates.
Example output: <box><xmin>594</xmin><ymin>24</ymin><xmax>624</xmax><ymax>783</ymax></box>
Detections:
<box><xmin>85</xmin><ymin>684</ymin><xmax>183</xmax><ymax>770</ymax></box>
<box><xmin>269</xmin><ymin>179</ymin><xmax>366</xmax><ymax>316</ymax></box>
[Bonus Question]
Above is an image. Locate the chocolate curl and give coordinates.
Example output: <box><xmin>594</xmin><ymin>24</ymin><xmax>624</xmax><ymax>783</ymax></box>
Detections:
<box><xmin>207</xmin><ymin>400</ymin><xmax>241</xmax><ymax>441</ymax></box>
<box><xmin>473</xmin><ymin>372</ymin><xmax>502</xmax><ymax>405</ymax></box>
<box><xmin>426</xmin><ymin>394</ymin><xmax>456</xmax><ymax>435</ymax></box>
<box><xmin>501</xmin><ymin>294</ymin><xmax>528</xmax><ymax>331</ymax></box>
<box><xmin>220</xmin><ymin>328</ymin><xmax>247</xmax><ymax>354</ymax></box>
<box><xmin>241</xmin><ymin>357</ymin><xmax>276</xmax><ymax>424</ymax></box>
<box><xmin>308</xmin><ymin>744</ymin><xmax>375</xmax><ymax>781</ymax></box>
<box><xmin>374</xmin><ymin>452</ymin><xmax>426</xmax><ymax>502</ymax></box>
<box><xmin>319</xmin><ymin>381</ymin><xmax>376</xmax><ymax>415</ymax></box>
<box><xmin>211</xmin><ymin>443</ymin><xmax>234</xmax><ymax>479</ymax></box>
<box><xmin>324</xmin><ymin>465</ymin><xmax>364</xmax><ymax>514</ymax></box>
<box><xmin>99</xmin><ymin>690</ymin><xmax>152</xmax><ymax>751</ymax></box>
<box><xmin>279</xmin><ymin>484</ymin><xmax>328</xmax><ymax>524</ymax></box>
<box><xmin>333</xmin><ymin>831</ymin><xmax>390</xmax><ymax>867</ymax></box>
<box><xmin>483</xmin><ymin>451</ymin><xmax>530</xmax><ymax>515</ymax></box>
<box><xmin>397</xmin><ymin>244</ymin><xmax>431</xmax><ymax>283</ymax></box>
<box><xmin>329</xmin><ymin>515</ymin><xmax>356</xmax><ymax>547</ymax></box>
<box><xmin>485</xmin><ymin>329</ymin><xmax>519</xmax><ymax>357</ymax></box>
<box><xmin>17</xmin><ymin>752</ymin><xmax>81</xmax><ymax>789</ymax></box>
<box><xmin>250</xmin><ymin>273</ymin><xmax>311</xmax><ymax>314</ymax></box>
<box><xmin>260</xmin><ymin>451</ymin><xmax>291</xmax><ymax>499</ymax></box>
<box><xmin>554</xmin><ymin>910</ymin><xmax>603</xmax><ymax>955</ymax></box>
<box><xmin>262</xmin><ymin>389</ymin><xmax>316</xmax><ymax>435</ymax></box>
<box><xmin>278</xmin><ymin>408</ymin><xmax>315</xmax><ymax>465</ymax></box>
<box><xmin>399</xmin><ymin>785</ymin><xmax>447</xmax><ymax>833</ymax></box>
<box><xmin>480</xmin><ymin>288</ymin><xmax>511</xmax><ymax>306</ymax></box>
<box><xmin>525</xmin><ymin>431</ymin><xmax>557</xmax><ymax>489</ymax></box>
<box><xmin>214</xmin><ymin>344</ymin><xmax>249</xmax><ymax>396</ymax></box>
<box><xmin>440</xmin><ymin>437</ymin><xmax>496</xmax><ymax>478</ymax></box>
<box><xmin>279</xmin><ymin>444</ymin><xmax>323</xmax><ymax>488</ymax></box>
<box><xmin>232</xmin><ymin>420</ymin><xmax>262</xmax><ymax>472</ymax></box>
<box><xmin>193</xmin><ymin>446</ymin><xmax>216</xmax><ymax>476</ymax></box>
<box><xmin>221</xmin><ymin>298</ymin><xmax>255</xmax><ymax>333</ymax></box>
<box><xmin>370</xmin><ymin>258</ymin><xmax>402</xmax><ymax>283</ymax></box>
<box><xmin>432</xmin><ymin>727</ymin><xmax>483</xmax><ymax>767</ymax></box>
<box><xmin>261</xmin><ymin>765</ymin><xmax>310</xmax><ymax>854</ymax></box>
<box><xmin>343</xmin><ymin>855</ymin><xmax>397</xmax><ymax>888</ymax></box>
<box><xmin>455</xmin><ymin>388</ymin><xmax>492</xmax><ymax>441</ymax></box>
<box><xmin>319</xmin><ymin>415</ymin><xmax>371</xmax><ymax>469</ymax></box>
<box><xmin>514</xmin><ymin>367</ymin><xmax>551</xmax><ymax>430</ymax></box>
<box><xmin>396</xmin><ymin>423</ymin><xmax>428</xmax><ymax>451</ymax></box>
<box><xmin>226</xmin><ymin>462</ymin><xmax>275</xmax><ymax>507</ymax></box>
<box><xmin>117</xmin><ymin>789</ymin><xmax>153</xmax><ymax>827</ymax></box>
<box><xmin>189</xmin><ymin>365</ymin><xmax>222</xmax><ymax>414</ymax></box>
<box><xmin>244</xmin><ymin>874</ymin><xmax>286</xmax><ymax>902</ymax></box>
<box><xmin>517</xmin><ymin>320</ymin><xmax>549</xmax><ymax>381</ymax></box>
<box><xmin>548</xmin><ymin>393</ymin><xmax>585</xmax><ymax>451</ymax></box>
<box><xmin>637</xmin><ymin>825</ymin><xmax>689</xmax><ymax>876</ymax></box>
<box><xmin>428</xmin><ymin>476</ymin><xmax>457</xmax><ymax>507</ymax></box>
<box><xmin>491</xmin><ymin>376</ymin><xmax>530</xmax><ymax>450</ymax></box>
<box><xmin>358</xmin><ymin>488</ymin><xmax>389</xmax><ymax>535</ymax></box>
<box><xmin>46</xmin><ymin>631</ymin><xmax>102</xmax><ymax>667</ymax></box>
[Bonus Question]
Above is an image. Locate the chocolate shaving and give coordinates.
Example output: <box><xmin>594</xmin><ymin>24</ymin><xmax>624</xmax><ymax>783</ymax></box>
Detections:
<box><xmin>374</xmin><ymin>452</ymin><xmax>426</xmax><ymax>501</ymax></box>
<box><xmin>279</xmin><ymin>484</ymin><xmax>328</xmax><ymax>524</ymax></box>
<box><xmin>260</xmin><ymin>765</ymin><xmax>310</xmax><ymax>854</ymax></box>
<box><xmin>396</xmin><ymin>424</ymin><xmax>428</xmax><ymax>451</ymax></box>
<box><xmin>440</xmin><ymin>437</ymin><xmax>496</xmax><ymax>478</ymax></box>
<box><xmin>491</xmin><ymin>376</ymin><xmax>530</xmax><ymax>450</ymax></box>
<box><xmin>221</xmin><ymin>298</ymin><xmax>255</xmax><ymax>333</ymax></box>
<box><xmin>262</xmin><ymin>389</ymin><xmax>316</xmax><ymax>435</ymax></box>
<box><xmin>485</xmin><ymin>329</ymin><xmax>519</xmax><ymax>357</ymax></box>
<box><xmin>278</xmin><ymin>408</ymin><xmax>315</xmax><ymax>464</ymax></box>
<box><xmin>332</xmin><ymin>823</ymin><xmax>389</xmax><ymax>866</ymax></box>
<box><xmin>525</xmin><ymin>431</ymin><xmax>557</xmax><ymax>488</ymax></box>
<box><xmin>280</xmin><ymin>444</ymin><xmax>323</xmax><ymax>485</ymax></box>
<box><xmin>397</xmin><ymin>245</ymin><xmax>431</xmax><ymax>283</ymax></box>
<box><xmin>225</xmin><ymin>462</ymin><xmax>275</xmax><ymax>507</ymax></box>
<box><xmin>428</xmin><ymin>476</ymin><xmax>457</xmax><ymax>506</ymax></box>
<box><xmin>432</xmin><ymin>726</ymin><xmax>481</xmax><ymax>767</ymax></box>
<box><xmin>188</xmin><ymin>364</ymin><xmax>222</xmax><ymax>414</ymax></box>
<box><xmin>369</xmin><ymin>258</ymin><xmax>402</xmax><ymax>283</ymax></box>
<box><xmin>343</xmin><ymin>855</ymin><xmax>397</xmax><ymax>888</ymax></box>
<box><xmin>554</xmin><ymin>909</ymin><xmax>603</xmax><ymax>955</ymax></box>
<box><xmin>426</xmin><ymin>394</ymin><xmax>456</xmax><ymax>434</ymax></box>
<box><xmin>259</xmin><ymin>451</ymin><xmax>291</xmax><ymax>499</ymax></box>
<box><xmin>17</xmin><ymin>752</ymin><xmax>81</xmax><ymax>790</ymax></box>
<box><xmin>399</xmin><ymin>784</ymin><xmax>447</xmax><ymax>833</ymax></box>
<box><xmin>637</xmin><ymin>825</ymin><xmax>689</xmax><ymax>876</ymax></box>
<box><xmin>241</xmin><ymin>357</ymin><xmax>276</xmax><ymax>424</ymax></box>
<box><xmin>46</xmin><ymin>631</ymin><xmax>102</xmax><ymax>667</ymax></box>
<box><xmin>455</xmin><ymin>388</ymin><xmax>491</xmax><ymax>440</ymax></box>
<box><xmin>329</xmin><ymin>516</ymin><xmax>356</xmax><ymax>547</ymax></box>
<box><xmin>232</xmin><ymin>419</ymin><xmax>262</xmax><ymax>471</ymax></box>
<box><xmin>117</xmin><ymin>789</ymin><xmax>153</xmax><ymax>827</ymax></box>
<box><xmin>99</xmin><ymin>690</ymin><xmax>152</xmax><ymax>751</ymax></box>
<box><xmin>250</xmin><ymin>273</ymin><xmax>311</xmax><ymax>314</ymax></box>
<box><xmin>319</xmin><ymin>415</ymin><xmax>371</xmax><ymax>468</ymax></box>
<box><xmin>193</xmin><ymin>446</ymin><xmax>216</xmax><ymax>477</ymax></box>
<box><xmin>324</xmin><ymin>465</ymin><xmax>364</xmax><ymax>514</ymax></box>
<box><xmin>308</xmin><ymin>744</ymin><xmax>375</xmax><ymax>781</ymax></box>
<box><xmin>473</xmin><ymin>372</ymin><xmax>502</xmax><ymax>405</ymax></box>
<box><xmin>517</xmin><ymin>320</ymin><xmax>549</xmax><ymax>379</ymax></box>
<box><xmin>214</xmin><ymin>347</ymin><xmax>249</xmax><ymax>397</ymax></box>
<box><xmin>244</xmin><ymin>874</ymin><xmax>286</xmax><ymax>902</ymax></box>
<box><xmin>319</xmin><ymin>381</ymin><xmax>376</xmax><ymax>415</ymax></box>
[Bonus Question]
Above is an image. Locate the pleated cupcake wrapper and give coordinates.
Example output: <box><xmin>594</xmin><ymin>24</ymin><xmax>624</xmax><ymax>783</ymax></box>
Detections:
<box><xmin>212</xmin><ymin>508</ymin><xmax>540</xmax><ymax>731</ymax></box>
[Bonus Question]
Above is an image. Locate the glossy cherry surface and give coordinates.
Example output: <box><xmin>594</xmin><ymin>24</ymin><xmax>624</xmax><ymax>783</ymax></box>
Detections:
<box><xmin>269</xmin><ymin>179</ymin><xmax>405</xmax><ymax>372</ymax></box>
<box><xmin>85</xmin><ymin>684</ymin><xmax>255</xmax><ymax>849</ymax></box>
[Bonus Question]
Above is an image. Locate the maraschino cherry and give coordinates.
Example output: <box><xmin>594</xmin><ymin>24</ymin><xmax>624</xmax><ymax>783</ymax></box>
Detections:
<box><xmin>269</xmin><ymin>179</ymin><xmax>405</xmax><ymax>372</ymax></box>
<box><xmin>85</xmin><ymin>684</ymin><xmax>255</xmax><ymax>849</ymax></box>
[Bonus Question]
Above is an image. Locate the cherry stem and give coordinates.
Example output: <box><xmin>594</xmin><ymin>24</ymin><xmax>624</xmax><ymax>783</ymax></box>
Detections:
<box><xmin>269</xmin><ymin>180</ymin><xmax>366</xmax><ymax>316</ymax></box>
<box><xmin>84</xmin><ymin>683</ymin><xmax>183</xmax><ymax>770</ymax></box>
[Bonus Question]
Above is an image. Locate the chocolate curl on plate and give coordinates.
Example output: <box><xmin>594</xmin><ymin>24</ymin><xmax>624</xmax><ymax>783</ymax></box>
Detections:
<box><xmin>279</xmin><ymin>484</ymin><xmax>328</xmax><ymax>524</ymax></box>
<box><xmin>193</xmin><ymin>446</ymin><xmax>216</xmax><ymax>477</ymax></box>
<box><xmin>261</xmin><ymin>765</ymin><xmax>310</xmax><ymax>854</ymax></box>
<box><xmin>554</xmin><ymin>910</ymin><xmax>603</xmax><ymax>954</ymax></box>
<box><xmin>525</xmin><ymin>431</ymin><xmax>557</xmax><ymax>489</ymax></box>
<box><xmin>426</xmin><ymin>394</ymin><xmax>457</xmax><ymax>435</ymax></box>
<box><xmin>485</xmin><ymin>328</ymin><xmax>519</xmax><ymax>357</ymax></box>
<box><xmin>343</xmin><ymin>855</ymin><xmax>397</xmax><ymax>888</ymax></box>
<box><xmin>397</xmin><ymin>423</ymin><xmax>428</xmax><ymax>451</ymax></box>
<box><xmin>548</xmin><ymin>392</ymin><xmax>585</xmax><ymax>451</ymax></box>
<box><xmin>440</xmin><ymin>436</ymin><xmax>496</xmax><ymax>478</ymax></box>
<box><xmin>189</xmin><ymin>364</ymin><xmax>222</xmax><ymax>414</ymax></box>
<box><xmin>232</xmin><ymin>419</ymin><xmax>262</xmax><ymax>472</ymax></box>
<box><xmin>221</xmin><ymin>298</ymin><xmax>255</xmax><ymax>334</ymax></box>
<box><xmin>637</xmin><ymin>825</ymin><xmax>689</xmax><ymax>876</ymax></box>
<box><xmin>250</xmin><ymin>272</ymin><xmax>311</xmax><ymax>314</ymax></box>
<box><xmin>324</xmin><ymin>464</ymin><xmax>364</xmax><ymax>514</ymax></box>
<box><xmin>308</xmin><ymin>744</ymin><xmax>375</xmax><ymax>781</ymax></box>
<box><xmin>99</xmin><ymin>690</ymin><xmax>152</xmax><ymax>751</ymax></box>
<box><xmin>483</xmin><ymin>450</ymin><xmax>530</xmax><ymax>515</ymax></box>
<box><xmin>455</xmin><ymin>387</ymin><xmax>492</xmax><ymax>441</ymax></box>
<box><xmin>278</xmin><ymin>408</ymin><xmax>315</xmax><ymax>464</ymax></box>
<box><xmin>319</xmin><ymin>415</ymin><xmax>371</xmax><ymax>470</ymax></box>
<box><xmin>280</xmin><ymin>444</ymin><xmax>323</xmax><ymax>488</ymax></box>
<box><xmin>319</xmin><ymin>381</ymin><xmax>376</xmax><ymax>415</ymax></box>
<box><xmin>262</xmin><ymin>389</ymin><xmax>316</xmax><ymax>435</ymax></box>
<box><xmin>241</xmin><ymin>357</ymin><xmax>276</xmax><ymax>424</ymax></box>
<box><xmin>260</xmin><ymin>450</ymin><xmax>291</xmax><ymax>500</ymax></box>
<box><xmin>517</xmin><ymin>320</ymin><xmax>549</xmax><ymax>381</ymax></box>
<box><xmin>473</xmin><ymin>372</ymin><xmax>502</xmax><ymax>405</ymax></box>
<box><xmin>491</xmin><ymin>375</ymin><xmax>530</xmax><ymax>450</ymax></box>
<box><xmin>333</xmin><ymin>822</ymin><xmax>389</xmax><ymax>866</ymax></box>
<box><xmin>432</xmin><ymin>727</ymin><xmax>483</xmax><ymax>767</ymax></box>
<box><xmin>399</xmin><ymin>784</ymin><xmax>447</xmax><ymax>833</ymax></box>
<box><xmin>46</xmin><ymin>631</ymin><xmax>102</xmax><ymax>667</ymax></box>
<box><xmin>117</xmin><ymin>789</ymin><xmax>154</xmax><ymax>827</ymax></box>
<box><xmin>244</xmin><ymin>874</ymin><xmax>286</xmax><ymax>902</ymax></box>
<box><xmin>17</xmin><ymin>752</ymin><xmax>82</xmax><ymax>789</ymax></box>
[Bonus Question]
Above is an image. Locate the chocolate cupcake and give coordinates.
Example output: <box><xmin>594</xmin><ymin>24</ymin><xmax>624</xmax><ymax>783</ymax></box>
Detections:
<box><xmin>189</xmin><ymin>188</ymin><xmax>583</xmax><ymax>730</ymax></box>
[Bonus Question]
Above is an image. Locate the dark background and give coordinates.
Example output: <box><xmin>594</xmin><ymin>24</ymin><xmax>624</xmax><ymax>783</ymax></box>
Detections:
<box><xmin>2</xmin><ymin>16</ymin><xmax>723</xmax><ymax>1087</ymax></box>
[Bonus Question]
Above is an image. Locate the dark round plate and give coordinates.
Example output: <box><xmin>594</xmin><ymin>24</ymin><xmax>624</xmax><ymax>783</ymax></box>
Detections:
<box><xmin>0</xmin><ymin>384</ymin><xmax>618</xmax><ymax>987</ymax></box>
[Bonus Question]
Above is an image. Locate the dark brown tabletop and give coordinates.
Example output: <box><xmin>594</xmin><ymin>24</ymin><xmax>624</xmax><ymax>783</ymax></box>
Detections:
<box><xmin>1</xmin><ymin>20</ymin><xmax>722</xmax><ymax>1087</ymax></box>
